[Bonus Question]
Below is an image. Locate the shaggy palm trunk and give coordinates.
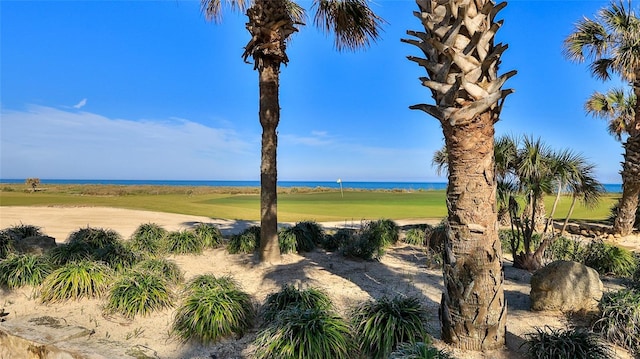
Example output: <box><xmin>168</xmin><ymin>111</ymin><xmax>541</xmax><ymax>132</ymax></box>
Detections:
<box><xmin>403</xmin><ymin>0</ymin><xmax>514</xmax><ymax>349</ymax></box>
<box><xmin>614</xmin><ymin>133</ymin><xmax>640</xmax><ymax>236</ymax></box>
<box><xmin>441</xmin><ymin>116</ymin><xmax>506</xmax><ymax>350</ymax></box>
<box><xmin>258</xmin><ymin>62</ymin><xmax>281</xmax><ymax>263</ymax></box>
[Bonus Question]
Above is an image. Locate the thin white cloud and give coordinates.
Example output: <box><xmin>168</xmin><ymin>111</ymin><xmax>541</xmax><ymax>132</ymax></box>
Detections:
<box><xmin>73</xmin><ymin>98</ymin><xmax>87</xmax><ymax>109</ymax></box>
<box><xmin>0</xmin><ymin>105</ymin><xmax>259</xmax><ymax>179</ymax></box>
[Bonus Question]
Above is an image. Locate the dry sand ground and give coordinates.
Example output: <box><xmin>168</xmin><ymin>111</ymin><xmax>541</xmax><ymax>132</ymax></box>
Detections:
<box><xmin>0</xmin><ymin>206</ymin><xmax>636</xmax><ymax>359</ymax></box>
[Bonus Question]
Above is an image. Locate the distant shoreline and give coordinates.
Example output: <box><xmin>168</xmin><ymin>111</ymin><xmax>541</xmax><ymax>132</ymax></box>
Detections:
<box><xmin>0</xmin><ymin>179</ymin><xmax>623</xmax><ymax>193</ymax></box>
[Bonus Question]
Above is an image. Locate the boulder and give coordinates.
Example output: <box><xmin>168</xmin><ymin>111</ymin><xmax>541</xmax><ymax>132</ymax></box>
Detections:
<box><xmin>11</xmin><ymin>236</ymin><xmax>57</xmax><ymax>255</ymax></box>
<box><xmin>530</xmin><ymin>260</ymin><xmax>603</xmax><ymax>312</ymax></box>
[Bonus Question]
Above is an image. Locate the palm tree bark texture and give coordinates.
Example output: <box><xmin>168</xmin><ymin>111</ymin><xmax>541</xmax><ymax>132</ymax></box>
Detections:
<box><xmin>403</xmin><ymin>0</ymin><xmax>515</xmax><ymax>350</ymax></box>
<box><xmin>243</xmin><ymin>1</ymin><xmax>297</xmax><ymax>263</ymax></box>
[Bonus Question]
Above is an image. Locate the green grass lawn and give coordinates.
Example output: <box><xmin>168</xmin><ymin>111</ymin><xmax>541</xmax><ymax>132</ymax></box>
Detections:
<box><xmin>0</xmin><ymin>184</ymin><xmax>620</xmax><ymax>222</ymax></box>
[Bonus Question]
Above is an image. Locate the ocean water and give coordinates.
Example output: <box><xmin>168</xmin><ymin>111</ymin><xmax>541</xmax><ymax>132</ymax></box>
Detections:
<box><xmin>0</xmin><ymin>179</ymin><xmax>624</xmax><ymax>193</ymax></box>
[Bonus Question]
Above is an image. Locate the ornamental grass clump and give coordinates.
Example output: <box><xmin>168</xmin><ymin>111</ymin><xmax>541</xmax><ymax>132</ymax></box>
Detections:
<box><xmin>47</xmin><ymin>241</ymin><xmax>92</xmax><ymax>266</ymax></box>
<box><xmin>193</xmin><ymin>223</ymin><xmax>223</xmax><ymax>249</ymax></box>
<box><xmin>227</xmin><ymin>226</ymin><xmax>260</xmax><ymax>254</ymax></box>
<box><xmin>322</xmin><ymin>228</ymin><xmax>352</xmax><ymax>251</ymax></box>
<box><xmin>389</xmin><ymin>341</ymin><xmax>456</xmax><ymax>359</ymax></box>
<box><xmin>253</xmin><ymin>306</ymin><xmax>353</xmax><ymax>359</ymax></box>
<box><xmin>403</xmin><ymin>226</ymin><xmax>428</xmax><ymax>246</ymax></box>
<box><xmin>351</xmin><ymin>295</ymin><xmax>430</xmax><ymax>359</ymax></box>
<box><xmin>129</xmin><ymin>223</ymin><xmax>167</xmax><ymax>255</ymax></box>
<box><xmin>135</xmin><ymin>258</ymin><xmax>183</xmax><ymax>286</ymax></box>
<box><xmin>165</xmin><ymin>230</ymin><xmax>203</xmax><ymax>255</ymax></box>
<box><xmin>365</xmin><ymin>219</ymin><xmax>399</xmax><ymax>247</ymax></box>
<box><xmin>522</xmin><ymin>326</ymin><xmax>614</xmax><ymax>359</ymax></box>
<box><xmin>172</xmin><ymin>274</ymin><xmax>254</xmax><ymax>343</ymax></box>
<box><xmin>260</xmin><ymin>284</ymin><xmax>333</xmax><ymax>324</ymax></box>
<box><xmin>278</xmin><ymin>227</ymin><xmax>298</xmax><ymax>254</ymax></box>
<box><xmin>290</xmin><ymin>221</ymin><xmax>325</xmax><ymax>252</ymax></box>
<box><xmin>0</xmin><ymin>254</ymin><xmax>52</xmax><ymax>288</ymax></box>
<box><xmin>94</xmin><ymin>241</ymin><xmax>142</xmax><ymax>271</ymax></box>
<box><xmin>67</xmin><ymin>227</ymin><xmax>121</xmax><ymax>251</ymax></box>
<box><xmin>105</xmin><ymin>270</ymin><xmax>174</xmax><ymax>319</ymax></box>
<box><xmin>40</xmin><ymin>260</ymin><xmax>112</xmax><ymax>302</ymax></box>
<box><xmin>593</xmin><ymin>288</ymin><xmax>640</xmax><ymax>356</ymax></box>
<box><xmin>1</xmin><ymin>224</ymin><xmax>45</xmax><ymax>259</ymax></box>
<box><xmin>584</xmin><ymin>240</ymin><xmax>637</xmax><ymax>278</ymax></box>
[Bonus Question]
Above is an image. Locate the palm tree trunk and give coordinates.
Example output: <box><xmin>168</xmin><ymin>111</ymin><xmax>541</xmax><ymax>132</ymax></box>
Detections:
<box><xmin>544</xmin><ymin>182</ymin><xmax>563</xmax><ymax>233</ymax></box>
<box><xmin>613</xmin><ymin>133</ymin><xmax>640</xmax><ymax>236</ymax></box>
<box><xmin>258</xmin><ymin>61</ymin><xmax>281</xmax><ymax>263</ymax></box>
<box><xmin>560</xmin><ymin>195</ymin><xmax>578</xmax><ymax>236</ymax></box>
<box><xmin>440</xmin><ymin>114</ymin><xmax>506</xmax><ymax>350</ymax></box>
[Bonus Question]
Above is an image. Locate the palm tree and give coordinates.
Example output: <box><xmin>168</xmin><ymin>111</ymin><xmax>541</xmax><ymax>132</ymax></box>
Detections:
<box><xmin>201</xmin><ymin>0</ymin><xmax>383</xmax><ymax>263</ymax></box>
<box><xmin>585</xmin><ymin>88</ymin><xmax>637</xmax><ymax>235</ymax></box>
<box><xmin>564</xmin><ymin>0</ymin><xmax>640</xmax><ymax>236</ymax></box>
<box><xmin>403</xmin><ymin>0</ymin><xmax>516</xmax><ymax>350</ymax></box>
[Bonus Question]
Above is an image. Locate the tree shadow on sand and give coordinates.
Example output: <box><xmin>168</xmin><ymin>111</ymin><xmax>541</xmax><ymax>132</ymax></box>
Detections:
<box><xmin>259</xmin><ymin>244</ymin><xmax>445</xmax><ymax>335</ymax></box>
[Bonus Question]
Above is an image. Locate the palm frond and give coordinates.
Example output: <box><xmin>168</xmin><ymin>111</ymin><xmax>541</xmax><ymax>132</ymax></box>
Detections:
<box><xmin>313</xmin><ymin>0</ymin><xmax>384</xmax><ymax>52</ymax></box>
<box><xmin>563</xmin><ymin>17</ymin><xmax>608</xmax><ymax>62</ymax></box>
<box><xmin>201</xmin><ymin>0</ymin><xmax>249</xmax><ymax>23</ymax></box>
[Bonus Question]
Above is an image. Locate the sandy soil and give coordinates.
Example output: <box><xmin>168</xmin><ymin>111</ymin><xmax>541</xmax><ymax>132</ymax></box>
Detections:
<box><xmin>0</xmin><ymin>206</ymin><xmax>636</xmax><ymax>359</ymax></box>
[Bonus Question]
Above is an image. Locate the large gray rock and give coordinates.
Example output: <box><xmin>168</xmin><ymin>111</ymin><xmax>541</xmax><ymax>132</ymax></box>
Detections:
<box><xmin>530</xmin><ymin>260</ymin><xmax>603</xmax><ymax>312</ymax></box>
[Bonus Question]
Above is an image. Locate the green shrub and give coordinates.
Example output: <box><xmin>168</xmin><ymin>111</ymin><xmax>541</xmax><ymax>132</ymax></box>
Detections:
<box><xmin>389</xmin><ymin>341</ymin><xmax>456</xmax><ymax>359</ymax></box>
<box><xmin>165</xmin><ymin>230</ymin><xmax>203</xmax><ymax>254</ymax></box>
<box><xmin>278</xmin><ymin>227</ymin><xmax>298</xmax><ymax>254</ymax></box>
<box><xmin>342</xmin><ymin>231</ymin><xmax>385</xmax><ymax>261</ymax></box>
<box><xmin>522</xmin><ymin>326</ymin><xmax>614</xmax><ymax>359</ymax></box>
<box><xmin>544</xmin><ymin>235</ymin><xmax>587</xmax><ymax>263</ymax></box>
<box><xmin>193</xmin><ymin>223</ymin><xmax>223</xmax><ymax>249</ymax></box>
<box><xmin>351</xmin><ymin>295</ymin><xmax>429</xmax><ymax>359</ymax></box>
<box><xmin>172</xmin><ymin>275</ymin><xmax>255</xmax><ymax>343</ymax></box>
<box><xmin>94</xmin><ymin>241</ymin><xmax>141</xmax><ymax>271</ymax></box>
<box><xmin>254</xmin><ymin>306</ymin><xmax>353</xmax><ymax>359</ymax></box>
<box><xmin>0</xmin><ymin>254</ymin><xmax>52</xmax><ymax>288</ymax></box>
<box><xmin>365</xmin><ymin>219</ymin><xmax>399</xmax><ymax>247</ymax></box>
<box><xmin>290</xmin><ymin>221</ymin><xmax>325</xmax><ymax>252</ymax></box>
<box><xmin>227</xmin><ymin>226</ymin><xmax>260</xmax><ymax>254</ymax></box>
<box><xmin>40</xmin><ymin>260</ymin><xmax>113</xmax><ymax>302</ymax></box>
<box><xmin>135</xmin><ymin>258</ymin><xmax>183</xmax><ymax>285</ymax></box>
<box><xmin>105</xmin><ymin>270</ymin><xmax>174</xmax><ymax>319</ymax></box>
<box><xmin>129</xmin><ymin>223</ymin><xmax>167</xmax><ymax>254</ymax></box>
<box><xmin>261</xmin><ymin>284</ymin><xmax>333</xmax><ymax>324</ymax></box>
<box><xmin>46</xmin><ymin>241</ymin><xmax>92</xmax><ymax>266</ymax></box>
<box><xmin>403</xmin><ymin>227</ymin><xmax>428</xmax><ymax>246</ymax></box>
<box><xmin>67</xmin><ymin>227</ymin><xmax>121</xmax><ymax>251</ymax></box>
<box><xmin>322</xmin><ymin>228</ymin><xmax>353</xmax><ymax>251</ymax></box>
<box><xmin>0</xmin><ymin>224</ymin><xmax>44</xmax><ymax>259</ymax></box>
<box><xmin>593</xmin><ymin>288</ymin><xmax>640</xmax><ymax>356</ymax></box>
<box><xmin>584</xmin><ymin>240</ymin><xmax>637</xmax><ymax>277</ymax></box>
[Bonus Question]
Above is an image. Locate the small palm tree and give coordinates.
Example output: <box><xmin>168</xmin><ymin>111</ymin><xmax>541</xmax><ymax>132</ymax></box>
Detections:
<box><xmin>201</xmin><ymin>0</ymin><xmax>384</xmax><ymax>263</ymax></box>
<box><xmin>564</xmin><ymin>0</ymin><xmax>640</xmax><ymax>236</ymax></box>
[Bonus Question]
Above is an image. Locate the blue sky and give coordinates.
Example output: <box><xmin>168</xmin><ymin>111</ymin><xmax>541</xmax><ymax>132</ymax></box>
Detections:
<box><xmin>0</xmin><ymin>0</ymin><xmax>624</xmax><ymax>183</ymax></box>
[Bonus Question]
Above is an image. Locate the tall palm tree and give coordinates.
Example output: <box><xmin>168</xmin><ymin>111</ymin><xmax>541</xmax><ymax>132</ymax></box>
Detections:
<box><xmin>585</xmin><ymin>88</ymin><xmax>637</xmax><ymax>234</ymax></box>
<box><xmin>564</xmin><ymin>0</ymin><xmax>640</xmax><ymax>236</ymax></box>
<box><xmin>403</xmin><ymin>0</ymin><xmax>516</xmax><ymax>350</ymax></box>
<box><xmin>201</xmin><ymin>0</ymin><xmax>383</xmax><ymax>263</ymax></box>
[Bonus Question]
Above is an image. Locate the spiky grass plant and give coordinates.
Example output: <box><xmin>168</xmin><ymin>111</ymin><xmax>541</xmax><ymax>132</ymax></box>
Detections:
<box><xmin>40</xmin><ymin>260</ymin><xmax>113</xmax><ymax>302</ymax></box>
<box><xmin>544</xmin><ymin>235</ymin><xmax>587</xmax><ymax>263</ymax></box>
<box><xmin>351</xmin><ymin>295</ymin><xmax>430</xmax><ymax>359</ymax></box>
<box><xmin>261</xmin><ymin>284</ymin><xmax>333</xmax><ymax>324</ymax></box>
<box><xmin>290</xmin><ymin>221</ymin><xmax>325</xmax><ymax>252</ymax></box>
<box><xmin>0</xmin><ymin>230</ymin><xmax>12</xmax><ymax>259</ymax></box>
<box><xmin>94</xmin><ymin>241</ymin><xmax>142</xmax><ymax>271</ymax></box>
<box><xmin>129</xmin><ymin>223</ymin><xmax>167</xmax><ymax>255</ymax></box>
<box><xmin>341</xmin><ymin>231</ymin><xmax>385</xmax><ymax>261</ymax></box>
<box><xmin>322</xmin><ymin>228</ymin><xmax>352</xmax><ymax>251</ymax></box>
<box><xmin>67</xmin><ymin>227</ymin><xmax>121</xmax><ymax>250</ymax></box>
<box><xmin>0</xmin><ymin>254</ymin><xmax>52</xmax><ymax>288</ymax></box>
<box><xmin>46</xmin><ymin>241</ymin><xmax>92</xmax><ymax>266</ymax></box>
<box><xmin>183</xmin><ymin>274</ymin><xmax>239</xmax><ymax>293</ymax></box>
<box><xmin>4</xmin><ymin>224</ymin><xmax>44</xmax><ymax>239</ymax></box>
<box><xmin>105</xmin><ymin>270</ymin><xmax>174</xmax><ymax>319</ymax></box>
<box><xmin>389</xmin><ymin>341</ymin><xmax>456</xmax><ymax>359</ymax></box>
<box><xmin>253</xmin><ymin>306</ymin><xmax>353</xmax><ymax>359</ymax></box>
<box><xmin>584</xmin><ymin>240</ymin><xmax>638</xmax><ymax>277</ymax></box>
<box><xmin>172</xmin><ymin>275</ymin><xmax>255</xmax><ymax>343</ymax></box>
<box><xmin>522</xmin><ymin>326</ymin><xmax>614</xmax><ymax>359</ymax></box>
<box><xmin>193</xmin><ymin>223</ymin><xmax>223</xmax><ymax>249</ymax></box>
<box><xmin>278</xmin><ymin>227</ymin><xmax>298</xmax><ymax>254</ymax></box>
<box><xmin>365</xmin><ymin>219</ymin><xmax>399</xmax><ymax>247</ymax></box>
<box><xmin>135</xmin><ymin>258</ymin><xmax>184</xmax><ymax>285</ymax></box>
<box><xmin>165</xmin><ymin>230</ymin><xmax>203</xmax><ymax>255</ymax></box>
<box><xmin>403</xmin><ymin>227</ymin><xmax>428</xmax><ymax>246</ymax></box>
<box><xmin>593</xmin><ymin>288</ymin><xmax>640</xmax><ymax>355</ymax></box>
<box><xmin>227</xmin><ymin>226</ymin><xmax>260</xmax><ymax>254</ymax></box>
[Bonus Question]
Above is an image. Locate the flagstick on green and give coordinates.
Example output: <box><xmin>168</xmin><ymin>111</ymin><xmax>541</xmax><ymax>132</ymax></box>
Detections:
<box><xmin>337</xmin><ymin>178</ymin><xmax>343</xmax><ymax>198</ymax></box>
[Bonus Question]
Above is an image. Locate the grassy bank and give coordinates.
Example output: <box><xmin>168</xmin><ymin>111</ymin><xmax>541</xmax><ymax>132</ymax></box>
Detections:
<box><xmin>0</xmin><ymin>184</ymin><xmax>619</xmax><ymax>222</ymax></box>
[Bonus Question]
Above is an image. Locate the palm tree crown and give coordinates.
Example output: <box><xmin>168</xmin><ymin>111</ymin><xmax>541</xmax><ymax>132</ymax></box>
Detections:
<box><xmin>586</xmin><ymin>87</ymin><xmax>636</xmax><ymax>140</ymax></box>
